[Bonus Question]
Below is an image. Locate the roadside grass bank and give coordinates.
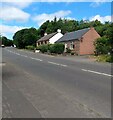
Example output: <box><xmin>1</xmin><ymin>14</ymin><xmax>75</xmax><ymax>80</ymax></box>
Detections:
<box><xmin>89</xmin><ymin>55</ymin><xmax>113</xmax><ymax>63</ymax></box>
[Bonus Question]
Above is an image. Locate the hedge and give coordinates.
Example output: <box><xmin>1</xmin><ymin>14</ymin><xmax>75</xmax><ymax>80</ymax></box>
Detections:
<box><xmin>25</xmin><ymin>45</ymin><xmax>35</xmax><ymax>50</ymax></box>
<box><xmin>37</xmin><ymin>43</ymin><xmax>65</xmax><ymax>54</ymax></box>
<box><xmin>49</xmin><ymin>43</ymin><xmax>65</xmax><ymax>54</ymax></box>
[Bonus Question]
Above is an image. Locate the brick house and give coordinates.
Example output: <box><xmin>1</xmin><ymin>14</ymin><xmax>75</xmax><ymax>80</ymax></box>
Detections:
<box><xmin>36</xmin><ymin>29</ymin><xmax>63</xmax><ymax>47</ymax></box>
<box><xmin>56</xmin><ymin>27</ymin><xmax>100</xmax><ymax>55</ymax></box>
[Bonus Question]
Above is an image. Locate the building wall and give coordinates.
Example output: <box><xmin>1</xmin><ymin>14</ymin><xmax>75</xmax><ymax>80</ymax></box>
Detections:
<box><xmin>63</xmin><ymin>40</ymin><xmax>80</xmax><ymax>54</ymax></box>
<box><xmin>37</xmin><ymin>40</ymin><xmax>49</xmax><ymax>47</ymax></box>
<box><xmin>74</xmin><ymin>41</ymin><xmax>80</xmax><ymax>55</ymax></box>
<box><xmin>49</xmin><ymin>33</ymin><xmax>63</xmax><ymax>44</ymax></box>
<box><xmin>79</xmin><ymin>27</ymin><xmax>100</xmax><ymax>55</ymax></box>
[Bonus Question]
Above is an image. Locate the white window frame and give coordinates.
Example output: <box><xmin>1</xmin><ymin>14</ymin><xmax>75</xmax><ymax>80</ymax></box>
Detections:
<box><xmin>70</xmin><ymin>41</ymin><xmax>74</xmax><ymax>50</ymax></box>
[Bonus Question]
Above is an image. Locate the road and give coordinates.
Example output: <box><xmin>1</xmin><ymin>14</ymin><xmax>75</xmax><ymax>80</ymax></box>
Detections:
<box><xmin>2</xmin><ymin>47</ymin><xmax>111</xmax><ymax>118</ymax></box>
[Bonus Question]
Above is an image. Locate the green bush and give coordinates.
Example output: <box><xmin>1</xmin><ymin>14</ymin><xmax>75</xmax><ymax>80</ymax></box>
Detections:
<box><xmin>37</xmin><ymin>44</ymin><xmax>49</xmax><ymax>53</ymax></box>
<box><xmin>66</xmin><ymin>48</ymin><xmax>71</xmax><ymax>53</ymax></box>
<box><xmin>25</xmin><ymin>45</ymin><xmax>35</xmax><ymax>50</ymax></box>
<box><xmin>94</xmin><ymin>37</ymin><xmax>111</xmax><ymax>55</ymax></box>
<box><xmin>71</xmin><ymin>51</ymin><xmax>75</xmax><ymax>55</ymax></box>
<box><xmin>96</xmin><ymin>54</ymin><xmax>113</xmax><ymax>63</ymax></box>
<box><xmin>36</xmin><ymin>43</ymin><xmax>64</xmax><ymax>54</ymax></box>
<box><xmin>49</xmin><ymin>43</ymin><xmax>65</xmax><ymax>54</ymax></box>
<box><xmin>106</xmin><ymin>55</ymin><xmax>113</xmax><ymax>62</ymax></box>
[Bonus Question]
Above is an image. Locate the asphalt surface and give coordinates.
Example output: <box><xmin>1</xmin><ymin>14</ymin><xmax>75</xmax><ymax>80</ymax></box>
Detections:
<box><xmin>2</xmin><ymin>47</ymin><xmax>111</xmax><ymax>118</ymax></box>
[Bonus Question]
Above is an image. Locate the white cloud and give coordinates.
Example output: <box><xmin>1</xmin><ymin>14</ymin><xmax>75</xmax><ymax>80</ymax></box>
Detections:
<box><xmin>0</xmin><ymin>6</ymin><xmax>30</xmax><ymax>22</ymax></box>
<box><xmin>90</xmin><ymin>15</ymin><xmax>111</xmax><ymax>23</ymax></box>
<box><xmin>33</xmin><ymin>10</ymin><xmax>72</xmax><ymax>26</ymax></box>
<box><xmin>3</xmin><ymin>0</ymin><xmax>34</xmax><ymax>9</ymax></box>
<box><xmin>0</xmin><ymin>24</ymin><xmax>29</xmax><ymax>38</ymax></box>
<box><xmin>90</xmin><ymin>2</ymin><xmax>103</xmax><ymax>7</ymax></box>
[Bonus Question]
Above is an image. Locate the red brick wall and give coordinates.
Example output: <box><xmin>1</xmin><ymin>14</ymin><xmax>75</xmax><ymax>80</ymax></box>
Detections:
<box><xmin>74</xmin><ymin>41</ymin><xmax>80</xmax><ymax>55</ymax></box>
<box><xmin>79</xmin><ymin>27</ymin><xmax>100</xmax><ymax>55</ymax></box>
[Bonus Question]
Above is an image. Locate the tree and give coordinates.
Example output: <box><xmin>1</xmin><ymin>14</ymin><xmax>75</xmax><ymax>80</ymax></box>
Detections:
<box><xmin>94</xmin><ymin>36</ymin><xmax>111</xmax><ymax>55</ymax></box>
<box><xmin>38</xmin><ymin>20</ymin><xmax>50</xmax><ymax>37</ymax></box>
<box><xmin>13</xmin><ymin>28</ymin><xmax>39</xmax><ymax>49</ymax></box>
<box><xmin>0</xmin><ymin>36</ymin><xmax>13</xmax><ymax>46</ymax></box>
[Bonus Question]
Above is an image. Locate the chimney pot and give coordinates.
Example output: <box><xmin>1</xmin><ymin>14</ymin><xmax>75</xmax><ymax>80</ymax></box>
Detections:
<box><xmin>44</xmin><ymin>33</ymin><xmax>47</xmax><ymax>36</ymax></box>
<box><xmin>57</xmin><ymin>29</ymin><xmax>61</xmax><ymax>33</ymax></box>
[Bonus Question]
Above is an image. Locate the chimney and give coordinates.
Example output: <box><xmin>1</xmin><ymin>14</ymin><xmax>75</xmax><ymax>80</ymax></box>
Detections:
<box><xmin>57</xmin><ymin>29</ymin><xmax>61</xmax><ymax>33</ymax></box>
<box><xmin>44</xmin><ymin>33</ymin><xmax>47</xmax><ymax>36</ymax></box>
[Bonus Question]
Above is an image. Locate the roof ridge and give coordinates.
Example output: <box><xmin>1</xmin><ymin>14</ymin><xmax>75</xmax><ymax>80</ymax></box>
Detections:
<box><xmin>66</xmin><ymin>27</ymin><xmax>90</xmax><ymax>34</ymax></box>
<box><xmin>37</xmin><ymin>32</ymin><xmax>57</xmax><ymax>42</ymax></box>
<box><xmin>56</xmin><ymin>27</ymin><xmax>91</xmax><ymax>43</ymax></box>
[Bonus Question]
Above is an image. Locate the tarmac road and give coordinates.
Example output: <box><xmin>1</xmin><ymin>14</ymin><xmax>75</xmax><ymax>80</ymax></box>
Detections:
<box><xmin>2</xmin><ymin>47</ymin><xmax>111</xmax><ymax>118</ymax></box>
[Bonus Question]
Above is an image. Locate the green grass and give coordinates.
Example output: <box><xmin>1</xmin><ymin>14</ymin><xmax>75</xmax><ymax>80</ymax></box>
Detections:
<box><xmin>95</xmin><ymin>54</ymin><xmax>113</xmax><ymax>63</ymax></box>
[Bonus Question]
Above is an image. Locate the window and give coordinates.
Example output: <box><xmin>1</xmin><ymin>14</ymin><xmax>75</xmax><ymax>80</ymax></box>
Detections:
<box><xmin>45</xmin><ymin>41</ymin><xmax>47</xmax><ymax>44</ymax></box>
<box><xmin>70</xmin><ymin>42</ymin><xmax>75</xmax><ymax>50</ymax></box>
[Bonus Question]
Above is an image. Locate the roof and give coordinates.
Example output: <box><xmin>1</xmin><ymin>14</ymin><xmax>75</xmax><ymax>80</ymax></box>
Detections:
<box><xmin>56</xmin><ymin>28</ymin><xmax>90</xmax><ymax>42</ymax></box>
<box><xmin>37</xmin><ymin>32</ymin><xmax>57</xmax><ymax>42</ymax></box>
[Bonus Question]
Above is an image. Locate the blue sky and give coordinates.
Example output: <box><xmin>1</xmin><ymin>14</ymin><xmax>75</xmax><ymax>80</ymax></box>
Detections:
<box><xmin>0</xmin><ymin>1</ymin><xmax>112</xmax><ymax>39</ymax></box>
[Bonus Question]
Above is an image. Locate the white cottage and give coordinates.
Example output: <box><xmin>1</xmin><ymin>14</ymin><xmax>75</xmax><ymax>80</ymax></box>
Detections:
<box><xmin>36</xmin><ymin>29</ymin><xmax>63</xmax><ymax>46</ymax></box>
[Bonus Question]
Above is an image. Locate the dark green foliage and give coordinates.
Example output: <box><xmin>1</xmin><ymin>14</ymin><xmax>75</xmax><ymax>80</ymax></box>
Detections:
<box><xmin>49</xmin><ymin>43</ymin><xmax>65</xmax><ymax>54</ymax></box>
<box><xmin>96</xmin><ymin>55</ymin><xmax>113</xmax><ymax>63</ymax></box>
<box><xmin>0</xmin><ymin>36</ymin><xmax>13</xmax><ymax>46</ymax></box>
<box><xmin>37</xmin><ymin>43</ymin><xmax>64</xmax><ymax>54</ymax></box>
<box><xmin>25</xmin><ymin>45</ymin><xmax>35</xmax><ymax>50</ymax></box>
<box><xmin>94</xmin><ymin>22</ymin><xmax>112</xmax><ymax>55</ymax></box>
<box><xmin>39</xmin><ymin>18</ymin><xmax>79</xmax><ymax>35</ymax></box>
<box><xmin>13</xmin><ymin>27</ymin><xmax>39</xmax><ymax>49</ymax></box>
<box><xmin>37</xmin><ymin>44</ymin><xmax>49</xmax><ymax>53</ymax></box>
<box><xmin>106</xmin><ymin>55</ymin><xmax>113</xmax><ymax>62</ymax></box>
<box><xmin>66</xmin><ymin>48</ymin><xmax>71</xmax><ymax>53</ymax></box>
<box><xmin>94</xmin><ymin>37</ymin><xmax>111</xmax><ymax>55</ymax></box>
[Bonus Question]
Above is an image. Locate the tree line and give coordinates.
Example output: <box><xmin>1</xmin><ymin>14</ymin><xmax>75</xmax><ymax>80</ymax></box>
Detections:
<box><xmin>0</xmin><ymin>35</ymin><xmax>13</xmax><ymax>46</ymax></box>
<box><xmin>1</xmin><ymin>18</ymin><xmax>113</xmax><ymax>55</ymax></box>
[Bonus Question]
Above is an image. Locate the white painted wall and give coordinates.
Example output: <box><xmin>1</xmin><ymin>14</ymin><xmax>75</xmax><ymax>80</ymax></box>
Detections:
<box><xmin>49</xmin><ymin>33</ymin><xmax>63</xmax><ymax>44</ymax></box>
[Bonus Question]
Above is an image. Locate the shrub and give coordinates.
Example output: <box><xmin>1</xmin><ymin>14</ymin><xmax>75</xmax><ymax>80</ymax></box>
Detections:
<box><xmin>94</xmin><ymin>37</ymin><xmax>111</xmax><ymax>55</ymax></box>
<box><xmin>49</xmin><ymin>43</ymin><xmax>65</xmax><ymax>54</ymax></box>
<box><xmin>25</xmin><ymin>45</ymin><xmax>35</xmax><ymax>50</ymax></box>
<box><xmin>96</xmin><ymin>54</ymin><xmax>113</xmax><ymax>63</ymax></box>
<box><xmin>71</xmin><ymin>51</ymin><xmax>75</xmax><ymax>55</ymax></box>
<box><xmin>37</xmin><ymin>44</ymin><xmax>49</xmax><ymax>53</ymax></box>
<box><xmin>106</xmin><ymin>55</ymin><xmax>113</xmax><ymax>62</ymax></box>
<box><xmin>66</xmin><ymin>48</ymin><xmax>71</xmax><ymax>53</ymax></box>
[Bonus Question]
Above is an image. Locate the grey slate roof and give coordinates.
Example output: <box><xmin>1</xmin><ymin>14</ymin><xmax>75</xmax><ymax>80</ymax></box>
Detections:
<box><xmin>37</xmin><ymin>32</ymin><xmax>57</xmax><ymax>42</ymax></box>
<box><xmin>56</xmin><ymin>28</ymin><xmax>90</xmax><ymax>42</ymax></box>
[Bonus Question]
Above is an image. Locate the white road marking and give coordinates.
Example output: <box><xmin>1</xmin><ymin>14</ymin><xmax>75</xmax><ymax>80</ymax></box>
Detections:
<box><xmin>15</xmin><ymin>53</ymin><xmax>20</xmax><ymax>55</ymax></box>
<box><xmin>30</xmin><ymin>57</ymin><xmax>43</xmax><ymax>61</ymax></box>
<box><xmin>82</xmin><ymin>69</ymin><xmax>112</xmax><ymax>77</ymax></box>
<box><xmin>20</xmin><ymin>55</ymin><xmax>28</xmax><ymax>58</ymax></box>
<box><xmin>7</xmin><ymin>49</ymin><xmax>43</xmax><ymax>61</ymax></box>
<box><xmin>60</xmin><ymin>64</ymin><xmax>67</xmax><ymax>67</ymax></box>
<box><xmin>48</xmin><ymin>61</ymin><xmax>67</xmax><ymax>67</ymax></box>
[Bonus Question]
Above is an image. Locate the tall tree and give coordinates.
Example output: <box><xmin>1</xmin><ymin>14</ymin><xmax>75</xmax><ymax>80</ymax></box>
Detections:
<box><xmin>13</xmin><ymin>28</ymin><xmax>39</xmax><ymax>48</ymax></box>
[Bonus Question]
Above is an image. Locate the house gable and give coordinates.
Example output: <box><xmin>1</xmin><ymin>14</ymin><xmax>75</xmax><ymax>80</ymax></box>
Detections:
<box><xmin>79</xmin><ymin>27</ymin><xmax>101</xmax><ymax>55</ymax></box>
<box><xmin>49</xmin><ymin>32</ymin><xmax>63</xmax><ymax>44</ymax></box>
<box><xmin>36</xmin><ymin>30</ymin><xmax>63</xmax><ymax>46</ymax></box>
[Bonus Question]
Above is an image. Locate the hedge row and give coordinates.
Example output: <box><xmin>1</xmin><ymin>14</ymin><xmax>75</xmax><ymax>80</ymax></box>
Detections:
<box><xmin>36</xmin><ymin>43</ymin><xmax>65</xmax><ymax>54</ymax></box>
<box><xmin>25</xmin><ymin>45</ymin><xmax>35</xmax><ymax>50</ymax></box>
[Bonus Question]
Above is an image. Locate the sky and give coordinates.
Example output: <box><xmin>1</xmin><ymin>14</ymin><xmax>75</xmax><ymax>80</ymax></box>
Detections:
<box><xmin>0</xmin><ymin>0</ymin><xmax>112</xmax><ymax>39</ymax></box>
